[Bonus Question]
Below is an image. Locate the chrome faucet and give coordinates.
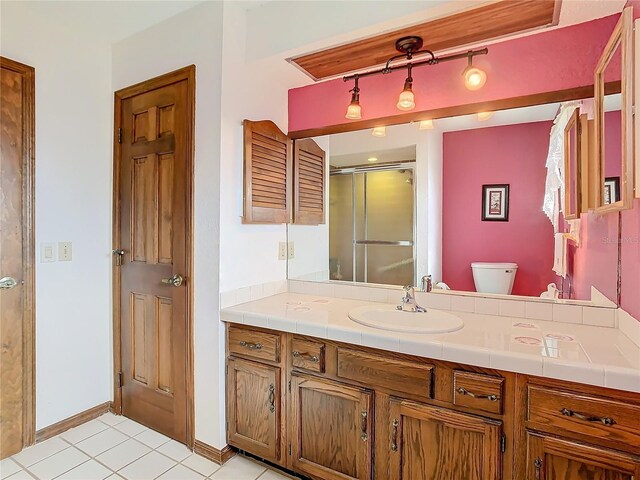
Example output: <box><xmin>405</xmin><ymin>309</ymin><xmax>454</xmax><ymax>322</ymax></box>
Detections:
<box><xmin>397</xmin><ymin>286</ymin><xmax>427</xmax><ymax>313</ymax></box>
<box><xmin>420</xmin><ymin>275</ymin><xmax>433</xmax><ymax>292</ymax></box>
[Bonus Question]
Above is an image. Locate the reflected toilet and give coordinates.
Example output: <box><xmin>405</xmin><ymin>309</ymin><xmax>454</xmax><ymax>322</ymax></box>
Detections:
<box><xmin>471</xmin><ymin>262</ymin><xmax>518</xmax><ymax>295</ymax></box>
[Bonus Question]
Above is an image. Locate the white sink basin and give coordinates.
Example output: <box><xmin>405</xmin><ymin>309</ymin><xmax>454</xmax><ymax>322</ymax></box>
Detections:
<box><xmin>348</xmin><ymin>304</ymin><xmax>464</xmax><ymax>334</ymax></box>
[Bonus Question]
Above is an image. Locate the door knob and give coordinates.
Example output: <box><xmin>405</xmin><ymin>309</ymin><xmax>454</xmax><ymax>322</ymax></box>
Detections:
<box><xmin>0</xmin><ymin>277</ymin><xmax>18</xmax><ymax>289</ymax></box>
<box><xmin>161</xmin><ymin>274</ymin><xmax>184</xmax><ymax>287</ymax></box>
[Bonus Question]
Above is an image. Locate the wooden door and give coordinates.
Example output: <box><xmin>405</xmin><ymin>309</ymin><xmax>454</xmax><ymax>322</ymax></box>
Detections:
<box><xmin>526</xmin><ymin>432</ymin><xmax>640</xmax><ymax>480</ymax></box>
<box><xmin>0</xmin><ymin>57</ymin><xmax>35</xmax><ymax>459</ymax></box>
<box><xmin>388</xmin><ymin>399</ymin><xmax>502</xmax><ymax>480</ymax></box>
<box><xmin>114</xmin><ymin>67</ymin><xmax>193</xmax><ymax>443</ymax></box>
<box><xmin>290</xmin><ymin>374</ymin><xmax>373</xmax><ymax>480</ymax></box>
<box><xmin>293</xmin><ymin>138</ymin><xmax>326</xmax><ymax>225</ymax></box>
<box><xmin>226</xmin><ymin>358</ymin><xmax>281</xmax><ymax>462</ymax></box>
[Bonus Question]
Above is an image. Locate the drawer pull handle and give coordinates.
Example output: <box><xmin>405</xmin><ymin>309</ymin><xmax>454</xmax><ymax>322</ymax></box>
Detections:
<box><xmin>457</xmin><ymin>387</ymin><xmax>499</xmax><ymax>402</ymax></box>
<box><xmin>239</xmin><ymin>341</ymin><xmax>263</xmax><ymax>350</ymax></box>
<box><xmin>559</xmin><ymin>407</ymin><xmax>615</xmax><ymax>426</ymax></box>
<box><xmin>391</xmin><ymin>418</ymin><xmax>399</xmax><ymax>451</ymax></box>
<box><xmin>534</xmin><ymin>457</ymin><xmax>542</xmax><ymax>479</ymax></box>
<box><xmin>360</xmin><ymin>410</ymin><xmax>368</xmax><ymax>442</ymax></box>
<box><xmin>268</xmin><ymin>384</ymin><xmax>275</xmax><ymax>413</ymax></box>
<box><xmin>292</xmin><ymin>351</ymin><xmax>319</xmax><ymax>363</ymax></box>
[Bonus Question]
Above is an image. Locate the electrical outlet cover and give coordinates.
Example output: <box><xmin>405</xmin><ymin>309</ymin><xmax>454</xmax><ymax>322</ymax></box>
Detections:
<box><xmin>40</xmin><ymin>243</ymin><xmax>56</xmax><ymax>263</ymax></box>
<box><xmin>278</xmin><ymin>242</ymin><xmax>287</xmax><ymax>260</ymax></box>
<box><xmin>58</xmin><ymin>242</ymin><xmax>72</xmax><ymax>261</ymax></box>
<box><xmin>287</xmin><ymin>242</ymin><xmax>295</xmax><ymax>259</ymax></box>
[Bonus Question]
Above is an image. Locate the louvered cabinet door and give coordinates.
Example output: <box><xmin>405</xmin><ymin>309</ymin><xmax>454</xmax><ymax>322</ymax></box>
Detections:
<box><xmin>243</xmin><ymin>120</ymin><xmax>292</xmax><ymax>224</ymax></box>
<box><xmin>293</xmin><ymin>138</ymin><xmax>326</xmax><ymax>225</ymax></box>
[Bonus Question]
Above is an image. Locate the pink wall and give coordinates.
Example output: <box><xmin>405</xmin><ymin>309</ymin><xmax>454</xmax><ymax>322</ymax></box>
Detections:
<box><xmin>289</xmin><ymin>15</ymin><xmax>621</xmax><ymax>132</ymax></box>
<box><xmin>442</xmin><ymin>121</ymin><xmax>557</xmax><ymax>297</ymax></box>
<box><xmin>620</xmin><ymin>199</ymin><xmax>640</xmax><ymax>319</ymax></box>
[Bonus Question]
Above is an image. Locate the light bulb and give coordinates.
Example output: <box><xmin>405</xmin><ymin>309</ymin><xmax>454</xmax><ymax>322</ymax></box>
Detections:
<box><xmin>464</xmin><ymin>66</ymin><xmax>487</xmax><ymax>91</ymax></box>
<box><xmin>396</xmin><ymin>88</ymin><xmax>415</xmax><ymax>111</ymax></box>
<box><xmin>372</xmin><ymin>126</ymin><xmax>386</xmax><ymax>137</ymax></box>
<box><xmin>419</xmin><ymin>119</ymin><xmax>434</xmax><ymax>130</ymax></box>
<box><xmin>368</xmin><ymin>157</ymin><xmax>378</xmax><ymax>162</ymax></box>
<box><xmin>345</xmin><ymin>102</ymin><xmax>361</xmax><ymax>120</ymax></box>
<box><xmin>477</xmin><ymin>111</ymin><xmax>494</xmax><ymax>121</ymax></box>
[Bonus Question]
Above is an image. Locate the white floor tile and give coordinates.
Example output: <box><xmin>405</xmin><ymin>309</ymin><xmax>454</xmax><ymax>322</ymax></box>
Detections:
<box><xmin>95</xmin><ymin>439</ymin><xmax>150</xmax><ymax>471</ymax></box>
<box><xmin>155</xmin><ymin>464</ymin><xmax>205</xmax><ymax>480</ymax></box>
<box><xmin>11</xmin><ymin>438</ymin><xmax>69</xmax><ymax>467</ymax></box>
<box><xmin>75</xmin><ymin>428</ymin><xmax>129</xmax><ymax>457</ymax></box>
<box><xmin>56</xmin><ymin>460</ymin><xmax>112</xmax><ymax>480</ymax></box>
<box><xmin>180</xmin><ymin>454</ymin><xmax>220</xmax><ymax>477</ymax></box>
<box><xmin>117</xmin><ymin>452</ymin><xmax>175</xmax><ymax>480</ymax></box>
<box><xmin>28</xmin><ymin>447</ymin><xmax>89</xmax><ymax>480</ymax></box>
<box><xmin>155</xmin><ymin>441</ymin><xmax>191</xmax><ymax>462</ymax></box>
<box><xmin>1</xmin><ymin>459</ymin><xmax>22</xmax><ymax>479</ymax></box>
<box><xmin>257</xmin><ymin>469</ymin><xmax>295</xmax><ymax>480</ymax></box>
<box><xmin>209</xmin><ymin>456</ymin><xmax>267</xmax><ymax>480</ymax></box>
<box><xmin>112</xmin><ymin>420</ymin><xmax>148</xmax><ymax>438</ymax></box>
<box><xmin>104</xmin><ymin>475</ymin><xmax>124</xmax><ymax>480</ymax></box>
<box><xmin>6</xmin><ymin>470</ymin><xmax>35</xmax><ymax>480</ymax></box>
<box><xmin>97</xmin><ymin>414</ymin><xmax>127</xmax><ymax>427</ymax></box>
<box><xmin>60</xmin><ymin>419</ymin><xmax>109</xmax><ymax>444</ymax></box>
<box><xmin>133</xmin><ymin>429</ymin><xmax>171</xmax><ymax>449</ymax></box>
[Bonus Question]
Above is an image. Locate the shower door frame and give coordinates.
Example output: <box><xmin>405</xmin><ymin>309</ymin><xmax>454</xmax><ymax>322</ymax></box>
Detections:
<box><xmin>330</xmin><ymin>162</ymin><xmax>417</xmax><ymax>286</ymax></box>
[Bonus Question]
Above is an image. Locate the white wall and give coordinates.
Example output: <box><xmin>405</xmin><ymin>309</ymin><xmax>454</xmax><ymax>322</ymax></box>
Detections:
<box><xmin>112</xmin><ymin>1</ymin><xmax>225</xmax><ymax>448</ymax></box>
<box><xmin>1</xmin><ymin>3</ymin><xmax>113</xmax><ymax>429</ymax></box>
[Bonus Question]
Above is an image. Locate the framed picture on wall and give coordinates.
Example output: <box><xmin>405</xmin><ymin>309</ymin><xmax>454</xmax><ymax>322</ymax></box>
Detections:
<box><xmin>482</xmin><ymin>184</ymin><xmax>510</xmax><ymax>221</ymax></box>
<box><xmin>604</xmin><ymin>177</ymin><xmax>620</xmax><ymax>204</ymax></box>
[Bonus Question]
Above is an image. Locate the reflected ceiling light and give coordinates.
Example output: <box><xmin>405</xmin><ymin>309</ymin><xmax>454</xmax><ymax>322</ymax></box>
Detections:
<box><xmin>343</xmin><ymin>36</ymin><xmax>489</xmax><ymax>118</ymax></box>
<box><xmin>462</xmin><ymin>53</ymin><xmax>487</xmax><ymax>91</ymax></box>
<box><xmin>372</xmin><ymin>126</ymin><xmax>386</xmax><ymax>137</ymax></box>
<box><xmin>419</xmin><ymin>119</ymin><xmax>434</xmax><ymax>130</ymax></box>
<box><xmin>396</xmin><ymin>64</ymin><xmax>415</xmax><ymax>111</ymax></box>
<box><xmin>477</xmin><ymin>111</ymin><xmax>494</xmax><ymax>121</ymax></box>
<box><xmin>368</xmin><ymin>157</ymin><xmax>378</xmax><ymax>162</ymax></box>
<box><xmin>345</xmin><ymin>76</ymin><xmax>362</xmax><ymax>120</ymax></box>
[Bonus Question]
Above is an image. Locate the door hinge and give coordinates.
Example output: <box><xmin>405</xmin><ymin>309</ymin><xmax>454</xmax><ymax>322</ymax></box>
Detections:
<box><xmin>117</xmin><ymin>128</ymin><xmax>122</xmax><ymax>144</ymax></box>
<box><xmin>117</xmin><ymin>371</ymin><xmax>123</xmax><ymax>388</ymax></box>
<box><xmin>226</xmin><ymin>420</ymin><xmax>228</xmax><ymax>432</ymax></box>
<box><xmin>288</xmin><ymin>380</ymin><xmax>291</xmax><ymax>393</ymax></box>
<box><xmin>289</xmin><ymin>444</ymin><xmax>292</xmax><ymax>456</ymax></box>
<box><xmin>500</xmin><ymin>433</ymin><xmax>506</xmax><ymax>453</ymax></box>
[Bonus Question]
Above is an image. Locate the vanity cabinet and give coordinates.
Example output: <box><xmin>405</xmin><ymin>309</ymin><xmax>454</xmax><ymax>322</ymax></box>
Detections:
<box><xmin>525</xmin><ymin>433</ymin><xmax>640</xmax><ymax>479</ymax></box>
<box><xmin>290</xmin><ymin>374</ymin><xmax>372</xmax><ymax>480</ymax></box>
<box><xmin>388</xmin><ymin>399</ymin><xmax>502</xmax><ymax>480</ymax></box>
<box><xmin>225</xmin><ymin>325</ymin><xmax>640</xmax><ymax>480</ymax></box>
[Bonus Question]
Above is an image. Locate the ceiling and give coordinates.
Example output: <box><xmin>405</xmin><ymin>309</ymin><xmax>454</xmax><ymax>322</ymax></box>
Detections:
<box><xmin>6</xmin><ymin>1</ymin><xmax>203</xmax><ymax>44</ymax></box>
<box><xmin>331</xmin><ymin>146</ymin><xmax>417</xmax><ymax>169</ymax></box>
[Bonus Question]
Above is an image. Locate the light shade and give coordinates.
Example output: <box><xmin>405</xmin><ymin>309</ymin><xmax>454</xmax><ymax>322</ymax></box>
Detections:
<box><xmin>345</xmin><ymin>102</ymin><xmax>361</xmax><ymax>120</ymax></box>
<box><xmin>367</xmin><ymin>157</ymin><xmax>378</xmax><ymax>162</ymax></box>
<box><xmin>477</xmin><ymin>111</ymin><xmax>494</xmax><ymax>121</ymax></box>
<box><xmin>464</xmin><ymin>66</ymin><xmax>487</xmax><ymax>91</ymax></box>
<box><xmin>372</xmin><ymin>126</ymin><xmax>386</xmax><ymax>137</ymax></box>
<box><xmin>396</xmin><ymin>88</ymin><xmax>415</xmax><ymax>111</ymax></box>
<box><xmin>419</xmin><ymin>119</ymin><xmax>434</xmax><ymax>130</ymax></box>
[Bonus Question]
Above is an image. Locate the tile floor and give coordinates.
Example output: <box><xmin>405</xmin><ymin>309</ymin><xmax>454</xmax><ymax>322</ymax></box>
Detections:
<box><xmin>0</xmin><ymin>414</ymin><xmax>294</xmax><ymax>480</ymax></box>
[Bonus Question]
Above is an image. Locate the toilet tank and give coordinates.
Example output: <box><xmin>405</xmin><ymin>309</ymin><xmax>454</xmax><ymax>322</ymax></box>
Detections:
<box><xmin>471</xmin><ymin>262</ymin><xmax>518</xmax><ymax>295</ymax></box>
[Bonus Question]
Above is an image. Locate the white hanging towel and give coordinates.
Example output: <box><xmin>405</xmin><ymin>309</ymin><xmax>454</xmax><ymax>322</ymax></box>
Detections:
<box><xmin>552</xmin><ymin>233</ymin><xmax>567</xmax><ymax>278</ymax></box>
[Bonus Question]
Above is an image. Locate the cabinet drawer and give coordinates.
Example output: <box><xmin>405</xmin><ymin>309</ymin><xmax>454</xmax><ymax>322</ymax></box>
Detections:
<box><xmin>337</xmin><ymin>348</ymin><xmax>433</xmax><ymax>400</ymax></box>
<box><xmin>291</xmin><ymin>337</ymin><xmax>325</xmax><ymax>373</ymax></box>
<box><xmin>527</xmin><ymin>385</ymin><xmax>640</xmax><ymax>447</ymax></box>
<box><xmin>453</xmin><ymin>371</ymin><xmax>504</xmax><ymax>415</ymax></box>
<box><xmin>228</xmin><ymin>326</ymin><xmax>280</xmax><ymax>363</ymax></box>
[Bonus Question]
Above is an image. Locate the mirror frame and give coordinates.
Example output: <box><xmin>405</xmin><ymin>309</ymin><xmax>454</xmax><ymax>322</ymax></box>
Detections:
<box><xmin>563</xmin><ymin>108</ymin><xmax>581</xmax><ymax>220</ymax></box>
<box><xmin>594</xmin><ymin>7</ymin><xmax>634</xmax><ymax>214</ymax></box>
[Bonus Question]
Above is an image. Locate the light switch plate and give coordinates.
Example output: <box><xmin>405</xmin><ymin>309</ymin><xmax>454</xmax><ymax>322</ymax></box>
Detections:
<box><xmin>58</xmin><ymin>242</ymin><xmax>72</xmax><ymax>261</ymax></box>
<box><xmin>278</xmin><ymin>242</ymin><xmax>287</xmax><ymax>260</ymax></box>
<box><xmin>40</xmin><ymin>243</ymin><xmax>56</xmax><ymax>263</ymax></box>
<box><xmin>287</xmin><ymin>241</ymin><xmax>295</xmax><ymax>259</ymax></box>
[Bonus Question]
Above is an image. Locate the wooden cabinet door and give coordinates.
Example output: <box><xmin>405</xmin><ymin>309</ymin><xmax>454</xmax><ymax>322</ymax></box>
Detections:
<box><xmin>293</xmin><ymin>138</ymin><xmax>326</xmax><ymax>225</ymax></box>
<box><xmin>388</xmin><ymin>399</ymin><xmax>502</xmax><ymax>480</ymax></box>
<box><xmin>526</xmin><ymin>432</ymin><xmax>640</xmax><ymax>480</ymax></box>
<box><xmin>227</xmin><ymin>358</ymin><xmax>280</xmax><ymax>462</ymax></box>
<box><xmin>291</xmin><ymin>374</ymin><xmax>372</xmax><ymax>480</ymax></box>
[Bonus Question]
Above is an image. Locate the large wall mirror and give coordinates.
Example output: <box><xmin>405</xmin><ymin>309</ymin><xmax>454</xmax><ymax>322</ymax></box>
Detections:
<box><xmin>287</xmin><ymin>95</ymin><xmax>622</xmax><ymax>305</ymax></box>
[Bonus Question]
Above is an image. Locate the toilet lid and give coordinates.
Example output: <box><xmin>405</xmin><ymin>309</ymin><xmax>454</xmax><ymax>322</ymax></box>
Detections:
<box><xmin>471</xmin><ymin>262</ymin><xmax>518</xmax><ymax>269</ymax></box>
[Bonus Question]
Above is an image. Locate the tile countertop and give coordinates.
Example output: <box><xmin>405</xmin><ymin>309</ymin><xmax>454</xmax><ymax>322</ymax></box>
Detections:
<box><xmin>220</xmin><ymin>293</ymin><xmax>640</xmax><ymax>393</ymax></box>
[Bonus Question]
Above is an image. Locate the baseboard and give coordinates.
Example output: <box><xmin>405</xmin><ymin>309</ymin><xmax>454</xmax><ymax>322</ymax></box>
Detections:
<box><xmin>193</xmin><ymin>440</ymin><xmax>236</xmax><ymax>465</ymax></box>
<box><xmin>35</xmin><ymin>401</ymin><xmax>112</xmax><ymax>443</ymax></box>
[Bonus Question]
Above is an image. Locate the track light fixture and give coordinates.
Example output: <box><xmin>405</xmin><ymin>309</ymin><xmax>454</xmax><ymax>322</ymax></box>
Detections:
<box><xmin>343</xmin><ymin>36</ymin><xmax>489</xmax><ymax>120</ymax></box>
<box><xmin>345</xmin><ymin>75</ymin><xmax>362</xmax><ymax>119</ymax></box>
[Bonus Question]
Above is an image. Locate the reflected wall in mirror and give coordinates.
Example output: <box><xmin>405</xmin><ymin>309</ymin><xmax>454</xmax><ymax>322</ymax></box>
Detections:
<box><xmin>287</xmin><ymin>100</ymin><xmax>621</xmax><ymax>303</ymax></box>
<box><xmin>594</xmin><ymin>7</ymin><xmax>633</xmax><ymax>212</ymax></box>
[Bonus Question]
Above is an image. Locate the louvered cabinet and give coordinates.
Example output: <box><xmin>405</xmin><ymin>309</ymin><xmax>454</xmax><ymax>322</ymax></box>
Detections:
<box><xmin>243</xmin><ymin>120</ymin><xmax>292</xmax><ymax>224</ymax></box>
<box><xmin>243</xmin><ymin>120</ymin><xmax>326</xmax><ymax>225</ymax></box>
